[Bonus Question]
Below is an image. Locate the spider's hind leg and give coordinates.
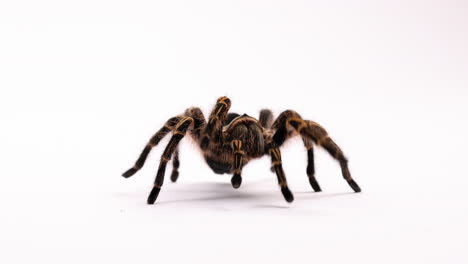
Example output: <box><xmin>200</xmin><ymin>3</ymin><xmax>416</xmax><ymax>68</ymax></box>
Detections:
<box><xmin>259</xmin><ymin>109</ymin><xmax>274</xmax><ymax>128</ymax></box>
<box><xmin>272</xmin><ymin>110</ymin><xmax>360</xmax><ymax>193</ymax></box>
<box><xmin>271</xmin><ymin>110</ymin><xmax>322</xmax><ymax>192</ymax></box>
<box><xmin>316</xmin><ymin>136</ymin><xmax>361</xmax><ymax>192</ymax></box>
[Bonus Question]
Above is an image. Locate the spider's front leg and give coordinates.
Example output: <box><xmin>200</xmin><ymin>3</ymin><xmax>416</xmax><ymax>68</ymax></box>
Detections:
<box><xmin>147</xmin><ymin>117</ymin><xmax>194</xmax><ymax>204</ymax></box>
<box><xmin>200</xmin><ymin>96</ymin><xmax>231</xmax><ymax>150</ymax></box>
<box><xmin>122</xmin><ymin>116</ymin><xmax>182</xmax><ymax>178</ymax></box>
<box><xmin>269</xmin><ymin>145</ymin><xmax>294</xmax><ymax>202</ymax></box>
<box><xmin>169</xmin><ymin>107</ymin><xmax>206</xmax><ymax>183</ymax></box>
<box><xmin>230</xmin><ymin>139</ymin><xmax>245</xmax><ymax>188</ymax></box>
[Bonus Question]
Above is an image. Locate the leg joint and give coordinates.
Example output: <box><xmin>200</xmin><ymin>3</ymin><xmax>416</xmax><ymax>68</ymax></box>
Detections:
<box><xmin>269</xmin><ymin>148</ymin><xmax>282</xmax><ymax>161</ymax></box>
<box><xmin>287</xmin><ymin>117</ymin><xmax>307</xmax><ymax>132</ymax></box>
<box><xmin>272</xmin><ymin>160</ymin><xmax>282</xmax><ymax>166</ymax></box>
<box><xmin>316</xmin><ymin>135</ymin><xmax>330</xmax><ymax>146</ymax></box>
<box><xmin>175</xmin><ymin>117</ymin><xmax>194</xmax><ymax>131</ymax></box>
<box><xmin>231</xmin><ymin>139</ymin><xmax>243</xmax><ymax>150</ymax></box>
<box><xmin>160</xmin><ymin>156</ymin><xmax>170</xmax><ymax>162</ymax></box>
<box><xmin>173</xmin><ymin>130</ymin><xmax>186</xmax><ymax>136</ymax></box>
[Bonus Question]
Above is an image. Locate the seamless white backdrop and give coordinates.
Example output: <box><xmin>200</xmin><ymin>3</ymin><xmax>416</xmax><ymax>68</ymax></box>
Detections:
<box><xmin>1</xmin><ymin>1</ymin><xmax>467</xmax><ymax>263</ymax></box>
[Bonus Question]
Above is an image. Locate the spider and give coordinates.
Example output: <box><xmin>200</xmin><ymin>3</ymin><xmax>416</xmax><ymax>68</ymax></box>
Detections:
<box><xmin>122</xmin><ymin>96</ymin><xmax>361</xmax><ymax>204</ymax></box>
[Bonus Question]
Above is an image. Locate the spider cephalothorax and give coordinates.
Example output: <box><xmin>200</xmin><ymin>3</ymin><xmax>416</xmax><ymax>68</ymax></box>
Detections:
<box><xmin>122</xmin><ymin>96</ymin><xmax>361</xmax><ymax>204</ymax></box>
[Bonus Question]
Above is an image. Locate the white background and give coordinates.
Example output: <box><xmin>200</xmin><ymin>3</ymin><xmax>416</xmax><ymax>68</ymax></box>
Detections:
<box><xmin>1</xmin><ymin>0</ymin><xmax>467</xmax><ymax>263</ymax></box>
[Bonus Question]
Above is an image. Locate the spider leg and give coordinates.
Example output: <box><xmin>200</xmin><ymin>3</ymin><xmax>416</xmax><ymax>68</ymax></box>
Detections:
<box><xmin>267</xmin><ymin>110</ymin><xmax>321</xmax><ymax>191</ymax></box>
<box><xmin>259</xmin><ymin>109</ymin><xmax>274</xmax><ymax>128</ymax></box>
<box><xmin>170</xmin><ymin>148</ymin><xmax>180</xmax><ymax>182</ymax></box>
<box><xmin>122</xmin><ymin>116</ymin><xmax>182</xmax><ymax>178</ymax></box>
<box><xmin>269</xmin><ymin>146</ymin><xmax>294</xmax><ymax>202</ymax></box>
<box><xmin>230</xmin><ymin>139</ymin><xmax>245</xmax><ymax>188</ymax></box>
<box><xmin>301</xmin><ymin>136</ymin><xmax>321</xmax><ymax>192</ymax></box>
<box><xmin>183</xmin><ymin>107</ymin><xmax>206</xmax><ymax>140</ymax></box>
<box><xmin>147</xmin><ymin>117</ymin><xmax>194</xmax><ymax>204</ymax></box>
<box><xmin>272</xmin><ymin>110</ymin><xmax>360</xmax><ymax>193</ymax></box>
<box><xmin>170</xmin><ymin>107</ymin><xmax>205</xmax><ymax>183</ymax></box>
<box><xmin>316</xmin><ymin>135</ymin><xmax>361</xmax><ymax>192</ymax></box>
<box><xmin>200</xmin><ymin>96</ymin><xmax>231</xmax><ymax>149</ymax></box>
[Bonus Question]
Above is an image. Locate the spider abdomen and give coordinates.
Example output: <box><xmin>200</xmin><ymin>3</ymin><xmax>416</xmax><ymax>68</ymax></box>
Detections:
<box><xmin>205</xmin><ymin>155</ymin><xmax>232</xmax><ymax>174</ymax></box>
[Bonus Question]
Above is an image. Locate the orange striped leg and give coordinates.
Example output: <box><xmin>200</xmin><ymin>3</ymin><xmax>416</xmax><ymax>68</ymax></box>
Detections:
<box><xmin>122</xmin><ymin>116</ymin><xmax>181</xmax><ymax>178</ymax></box>
<box><xmin>272</xmin><ymin>110</ymin><xmax>322</xmax><ymax>191</ymax></box>
<box><xmin>269</xmin><ymin>147</ymin><xmax>294</xmax><ymax>203</ymax></box>
<box><xmin>147</xmin><ymin>117</ymin><xmax>194</xmax><ymax>204</ymax></box>
<box><xmin>230</xmin><ymin>139</ymin><xmax>244</xmax><ymax>189</ymax></box>
<box><xmin>200</xmin><ymin>97</ymin><xmax>231</xmax><ymax>150</ymax></box>
<box><xmin>170</xmin><ymin>148</ymin><xmax>180</xmax><ymax>182</ymax></box>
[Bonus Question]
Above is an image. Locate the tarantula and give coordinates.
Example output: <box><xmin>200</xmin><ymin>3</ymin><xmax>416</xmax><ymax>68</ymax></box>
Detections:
<box><xmin>122</xmin><ymin>96</ymin><xmax>361</xmax><ymax>204</ymax></box>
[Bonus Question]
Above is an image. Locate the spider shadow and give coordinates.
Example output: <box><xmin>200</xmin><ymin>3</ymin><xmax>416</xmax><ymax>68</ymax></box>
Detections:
<box><xmin>252</xmin><ymin>192</ymin><xmax>358</xmax><ymax>209</ymax></box>
<box><xmin>158</xmin><ymin>182</ymin><xmax>266</xmax><ymax>205</ymax></box>
<box><xmin>156</xmin><ymin>181</ymin><xmax>357</xmax><ymax>209</ymax></box>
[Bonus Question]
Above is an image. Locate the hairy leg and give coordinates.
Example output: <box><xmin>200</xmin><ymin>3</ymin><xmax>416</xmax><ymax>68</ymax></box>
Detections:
<box><xmin>200</xmin><ymin>96</ymin><xmax>231</xmax><ymax>149</ymax></box>
<box><xmin>317</xmin><ymin>136</ymin><xmax>361</xmax><ymax>192</ymax></box>
<box><xmin>170</xmin><ymin>148</ymin><xmax>180</xmax><ymax>182</ymax></box>
<box><xmin>230</xmin><ymin>139</ymin><xmax>245</xmax><ymax>188</ymax></box>
<box><xmin>271</xmin><ymin>110</ymin><xmax>321</xmax><ymax>191</ymax></box>
<box><xmin>259</xmin><ymin>109</ymin><xmax>274</xmax><ymax>128</ymax></box>
<box><xmin>184</xmin><ymin>107</ymin><xmax>206</xmax><ymax>140</ymax></box>
<box><xmin>269</xmin><ymin>146</ymin><xmax>294</xmax><ymax>202</ymax></box>
<box><xmin>272</xmin><ymin>110</ymin><xmax>360</xmax><ymax>192</ymax></box>
<box><xmin>122</xmin><ymin>116</ymin><xmax>181</xmax><ymax>178</ymax></box>
<box><xmin>147</xmin><ymin>117</ymin><xmax>194</xmax><ymax>204</ymax></box>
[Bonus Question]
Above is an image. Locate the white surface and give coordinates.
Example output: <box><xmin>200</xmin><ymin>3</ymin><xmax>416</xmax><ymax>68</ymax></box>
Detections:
<box><xmin>1</xmin><ymin>1</ymin><xmax>467</xmax><ymax>263</ymax></box>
